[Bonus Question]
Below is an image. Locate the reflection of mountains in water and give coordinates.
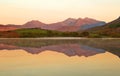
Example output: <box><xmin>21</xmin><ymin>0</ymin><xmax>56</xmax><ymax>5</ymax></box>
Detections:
<box><xmin>0</xmin><ymin>43</ymin><xmax>105</xmax><ymax>57</ymax></box>
<box><xmin>0</xmin><ymin>38</ymin><xmax>120</xmax><ymax>57</ymax></box>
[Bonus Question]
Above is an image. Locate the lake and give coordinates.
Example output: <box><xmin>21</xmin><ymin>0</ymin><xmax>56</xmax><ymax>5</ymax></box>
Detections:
<box><xmin>0</xmin><ymin>38</ymin><xmax>120</xmax><ymax>76</ymax></box>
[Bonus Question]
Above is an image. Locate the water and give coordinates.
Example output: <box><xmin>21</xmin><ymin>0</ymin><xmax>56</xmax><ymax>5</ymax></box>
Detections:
<box><xmin>0</xmin><ymin>38</ymin><xmax>120</xmax><ymax>76</ymax></box>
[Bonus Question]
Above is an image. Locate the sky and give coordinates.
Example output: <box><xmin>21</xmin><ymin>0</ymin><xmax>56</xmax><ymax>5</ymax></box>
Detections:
<box><xmin>0</xmin><ymin>0</ymin><xmax>120</xmax><ymax>25</ymax></box>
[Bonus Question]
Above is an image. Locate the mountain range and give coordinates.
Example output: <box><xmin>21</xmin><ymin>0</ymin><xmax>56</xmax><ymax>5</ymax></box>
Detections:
<box><xmin>0</xmin><ymin>16</ymin><xmax>120</xmax><ymax>37</ymax></box>
<box><xmin>0</xmin><ymin>17</ymin><xmax>105</xmax><ymax>32</ymax></box>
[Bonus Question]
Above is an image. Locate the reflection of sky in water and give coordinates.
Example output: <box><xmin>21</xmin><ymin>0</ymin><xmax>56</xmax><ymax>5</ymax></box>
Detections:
<box><xmin>0</xmin><ymin>39</ymin><xmax>120</xmax><ymax>76</ymax></box>
<box><xmin>0</xmin><ymin>50</ymin><xmax>120</xmax><ymax>76</ymax></box>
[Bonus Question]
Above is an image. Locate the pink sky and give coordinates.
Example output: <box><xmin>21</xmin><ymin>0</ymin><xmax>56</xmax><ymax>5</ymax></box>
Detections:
<box><xmin>0</xmin><ymin>0</ymin><xmax>120</xmax><ymax>25</ymax></box>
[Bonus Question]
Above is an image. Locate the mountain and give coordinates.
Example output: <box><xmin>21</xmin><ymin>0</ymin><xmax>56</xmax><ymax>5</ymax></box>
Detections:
<box><xmin>0</xmin><ymin>17</ymin><xmax>106</xmax><ymax>32</ymax></box>
<box><xmin>42</xmin><ymin>18</ymin><xmax>78</xmax><ymax>31</ymax></box>
<box><xmin>86</xmin><ymin>16</ymin><xmax>120</xmax><ymax>37</ymax></box>
<box><xmin>0</xmin><ymin>17</ymin><xmax>105</xmax><ymax>32</ymax></box>
<box><xmin>43</xmin><ymin>18</ymin><xmax>106</xmax><ymax>32</ymax></box>
<box><xmin>63</xmin><ymin>18</ymin><xmax>77</xmax><ymax>26</ymax></box>
<box><xmin>21</xmin><ymin>20</ymin><xmax>46</xmax><ymax>28</ymax></box>
<box><xmin>77</xmin><ymin>18</ymin><xmax>105</xmax><ymax>30</ymax></box>
<box><xmin>0</xmin><ymin>20</ymin><xmax>46</xmax><ymax>31</ymax></box>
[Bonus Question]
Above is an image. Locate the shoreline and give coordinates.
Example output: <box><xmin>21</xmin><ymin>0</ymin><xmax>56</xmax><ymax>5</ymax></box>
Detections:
<box><xmin>0</xmin><ymin>37</ymin><xmax>120</xmax><ymax>40</ymax></box>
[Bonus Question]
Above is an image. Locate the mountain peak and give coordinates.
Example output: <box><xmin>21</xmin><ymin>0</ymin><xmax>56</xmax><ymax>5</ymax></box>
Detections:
<box><xmin>76</xmin><ymin>17</ymin><xmax>99</xmax><ymax>23</ymax></box>
<box><xmin>22</xmin><ymin>20</ymin><xmax>45</xmax><ymax>28</ymax></box>
<box><xmin>65</xmin><ymin>18</ymin><xmax>76</xmax><ymax>21</ymax></box>
<box><xmin>25</xmin><ymin>20</ymin><xmax>43</xmax><ymax>24</ymax></box>
<box><xmin>84</xmin><ymin>17</ymin><xmax>97</xmax><ymax>21</ymax></box>
<box><xmin>84</xmin><ymin>17</ymin><xmax>90</xmax><ymax>19</ymax></box>
<box><xmin>77</xmin><ymin>18</ymin><xmax>82</xmax><ymax>20</ymax></box>
<box><xmin>24</xmin><ymin>20</ymin><xmax>45</xmax><ymax>25</ymax></box>
<box><xmin>29</xmin><ymin>20</ymin><xmax>40</xmax><ymax>22</ymax></box>
<box><xmin>63</xmin><ymin>18</ymin><xmax>77</xmax><ymax>25</ymax></box>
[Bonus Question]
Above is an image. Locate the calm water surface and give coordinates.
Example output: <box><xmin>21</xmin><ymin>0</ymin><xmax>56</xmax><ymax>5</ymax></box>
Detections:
<box><xmin>0</xmin><ymin>38</ymin><xmax>120</xmax><ymax>76</ymax></box>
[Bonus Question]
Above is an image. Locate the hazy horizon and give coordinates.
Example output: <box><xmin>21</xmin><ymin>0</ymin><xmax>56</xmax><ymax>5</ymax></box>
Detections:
<box><xmin>0</xmin><ymin>0</ymin><xmax>120</xmax><ymax>25</ymax></box>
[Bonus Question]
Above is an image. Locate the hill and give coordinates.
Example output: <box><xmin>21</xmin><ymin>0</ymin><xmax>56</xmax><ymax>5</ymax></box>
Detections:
<box><xmin>84</xmin><ymin>17</ymin><xmax>120</xmax><ymax>37</ymax></box>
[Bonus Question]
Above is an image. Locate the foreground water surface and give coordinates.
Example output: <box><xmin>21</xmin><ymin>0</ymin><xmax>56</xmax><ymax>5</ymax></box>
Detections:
<box><xmin>0</xmin><ymin>38</ymin><xmax>120</xmax><ymax>76</ymax></box>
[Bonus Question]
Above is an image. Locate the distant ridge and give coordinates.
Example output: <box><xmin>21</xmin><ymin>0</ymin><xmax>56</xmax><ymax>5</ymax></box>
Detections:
<box><xmin>0</xmin><ymin>17</ymin><xmax>106</xmax><ymax>32</ymax></box>
<box><xmin>43</xmin><ymin>17</ymin><xmax>105</xmax><ymax>32</ymax></box>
